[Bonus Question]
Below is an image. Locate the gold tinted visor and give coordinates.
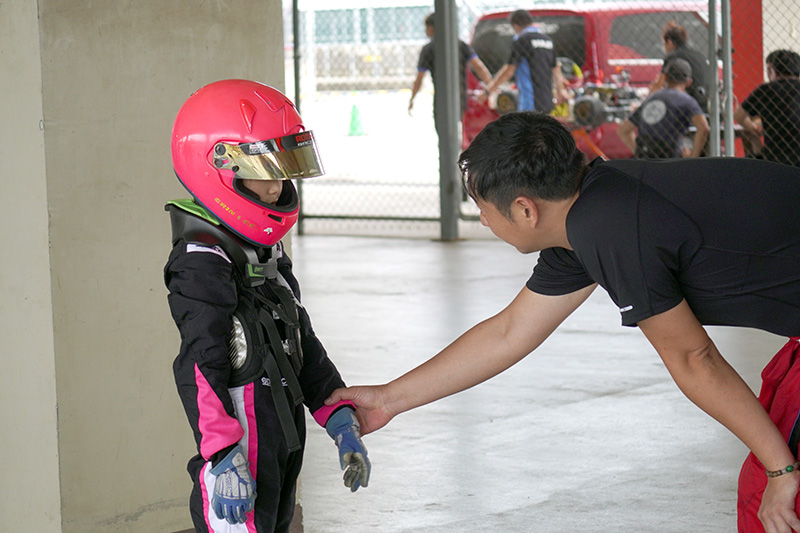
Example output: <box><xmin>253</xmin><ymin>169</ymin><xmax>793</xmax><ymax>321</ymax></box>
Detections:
<box><xmin>213</xmin><ymin>131</ymin><xmax>324</xmax><ymax>180</ymax></box>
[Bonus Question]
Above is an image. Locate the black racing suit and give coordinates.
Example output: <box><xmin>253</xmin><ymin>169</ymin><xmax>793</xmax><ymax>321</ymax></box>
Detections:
<box><xmin>164</xmin><ymin>201</ymin><xmax>351</xmax><ymax>532</ymax></box>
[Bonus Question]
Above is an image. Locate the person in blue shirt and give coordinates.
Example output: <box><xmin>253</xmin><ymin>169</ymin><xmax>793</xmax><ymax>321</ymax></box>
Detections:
<box><xmin>483</xmin><ymin>9</ymin><xmax>569</xmax><ymax>113</ymax></box>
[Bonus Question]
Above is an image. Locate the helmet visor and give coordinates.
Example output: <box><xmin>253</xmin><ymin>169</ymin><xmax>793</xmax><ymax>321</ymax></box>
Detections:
<box><xmin>213</xmin><ymin>131</ymin><xmax>324</xmax><ymax>180</ymax></box>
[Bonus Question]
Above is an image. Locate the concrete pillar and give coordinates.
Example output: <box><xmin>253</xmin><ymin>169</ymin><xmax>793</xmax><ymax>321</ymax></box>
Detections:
<box><xmin>1</xmin><ymin>1</ymin><xmax>286</xmax><ymax>530</ymax></box>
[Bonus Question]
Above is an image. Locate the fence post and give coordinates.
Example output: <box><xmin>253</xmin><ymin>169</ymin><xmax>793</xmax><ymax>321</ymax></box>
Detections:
<box><xmin>721</xmin><ymin>0</ymin><xmax>736</xmax><ymax>155</ymax></box>
<box><xmin>293</xmin><ymin>0</ymin><xmax>305</xmax><ymax>235</ymax></box>
<box><xmin>434</xmin><ymin>0</ymin><xmax>461</xmax><ymax>241</ymax></box>
<box><xmin>708</xmin><ymin>0</ymin><xmax>721</xmax><ymax>156</ymax></box>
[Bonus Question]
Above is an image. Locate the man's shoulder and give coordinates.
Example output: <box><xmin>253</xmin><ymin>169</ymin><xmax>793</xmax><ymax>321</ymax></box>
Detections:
<box><xmin>419</xmin><ymin>41</ymin><xmax>435</xmax><ymax>57</ymax></box>
<box><xmin>458</xmin><ymin>40</ymin><xmax>477</xmax><ymax>59</ymax></box>
<box><xmin>517</xmin><ymin>28</ymin><xmax>553</xmax><ymax>46</ymax></box>
<box><xmin>579</xmin><ymin>160</ymin><xmax>641</xmax><ymax>195</ymax></box>
<box><xmin>667</xmin><ymin>46</ymin><xmax>704</xmax><ymax>63</ymax></box>
<box><xmin>745</xmin><ymin>80</ymin><xmax>789</xmax><ymax>103</ymax></box>
<box><xmin>661</xmin><ymin>88</ymin><xmax>700</xmax><ymax>106</ymax></box>
<box><xmin>770</xmin><ymin>78</ymin><xmax>800</xmax><ymax>92</ymax></box>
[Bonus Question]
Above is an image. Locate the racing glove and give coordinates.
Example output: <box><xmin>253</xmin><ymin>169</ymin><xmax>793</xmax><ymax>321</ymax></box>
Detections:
<box><xmin>209</xmin><ymin>444</ymin><xmax>257</xmax><ymax>524</ymax></box>
<box><xmin>325</xmin><ymin>407</ymin><xmax>371</xmax><ymax>492</ymax></box>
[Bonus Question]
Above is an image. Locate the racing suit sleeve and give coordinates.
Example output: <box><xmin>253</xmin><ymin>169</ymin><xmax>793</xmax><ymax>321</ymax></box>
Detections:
<box><xmin>276</xmin><ymin>250</ymin><xmax>354</xmax><ymax>426</ymax></box>
<box><xmin>164</xmin><ymin>240</ymin><xmax>244</xmax><ymax>465</ymax></box>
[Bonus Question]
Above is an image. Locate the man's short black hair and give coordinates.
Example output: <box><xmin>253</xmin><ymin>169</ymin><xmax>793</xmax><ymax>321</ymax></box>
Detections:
<box><xmin>509</xmin><ymin>9</ymin><xmax>534</xmax><ymax>28</ymax></box>
<box><xmin>458</xmin><ymin>112</ymin><xmax>587</xmax><ymax>217</ymax></box>
<box><xmin>767</xmin><ymin>49</ymin><xmax>800</xmax><ymax>77</ymax></box>
<box><xmin>425</xmin><ymin>13</ymin><xmax>435</xmax><ymax>28</ymax></box>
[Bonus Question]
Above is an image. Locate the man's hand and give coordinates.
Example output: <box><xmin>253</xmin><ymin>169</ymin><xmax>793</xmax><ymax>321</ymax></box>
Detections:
<box><xmin>325</xmin><ymin>407</ymin><xmax>371</xmax><ymax>492</ymax></box>
<box><xmin>325</xmin><ymin>385</ymin><xmax>394</xmax><ymax>435</ymax></box>
<box><xmin>759</xmin><ymin>473</ymin><xmax>800</xmax><ymax>533</ymax></box>
<box><xmin>209</xmin><ymin>444</ymin><xmax>256</xmax><ymax>524</ymax></box>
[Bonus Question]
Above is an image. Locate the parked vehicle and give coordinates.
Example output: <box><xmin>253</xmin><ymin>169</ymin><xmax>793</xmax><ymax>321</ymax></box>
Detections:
<box><xmin>462</xmin><ymin>2</ymin><xmax>714</xmax><ymax>159</ymax></box>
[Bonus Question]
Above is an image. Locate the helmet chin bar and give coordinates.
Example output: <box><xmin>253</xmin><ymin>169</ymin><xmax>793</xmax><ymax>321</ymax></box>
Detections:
<box><xmin>232</xmin><ymin>178</ymin><xmax>299</xmax><ymax>214</ymax></box>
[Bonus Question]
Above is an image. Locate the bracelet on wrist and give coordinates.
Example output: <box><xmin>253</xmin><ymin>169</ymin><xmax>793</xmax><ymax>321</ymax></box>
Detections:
<box><xmin>766</xmin><ymin>460</ymin><xmax>800</xmax><ymax>478</ymax></box>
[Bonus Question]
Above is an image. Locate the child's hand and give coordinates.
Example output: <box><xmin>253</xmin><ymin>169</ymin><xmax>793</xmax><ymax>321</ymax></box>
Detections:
<box><xmin>209</xmin><ymin>445</ymin><xmax>256</xmax><ymax>524</ymax></box>
<box><xmin>325</xmin><ymin>407</ymin><xmax>371</xmax><ymax>492</ymax></box>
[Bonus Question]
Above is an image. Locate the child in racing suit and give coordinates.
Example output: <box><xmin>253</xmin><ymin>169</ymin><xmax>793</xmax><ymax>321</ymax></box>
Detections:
<box><xmin>164</xmin><ymin>79</ymin><xmax>370</xmax><ymax>532</ymax></box>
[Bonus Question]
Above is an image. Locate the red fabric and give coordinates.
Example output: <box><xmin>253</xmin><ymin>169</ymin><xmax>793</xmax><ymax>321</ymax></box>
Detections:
<box><xmin>738</xmin><ymin>338</ymin><xmax>800</xmax><ymax>532</ymax></box>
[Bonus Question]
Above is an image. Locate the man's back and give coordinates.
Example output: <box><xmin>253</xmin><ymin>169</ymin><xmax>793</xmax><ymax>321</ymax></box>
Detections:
<box><xmin>509</xmin><ymin>27</ymin><xmax>555</xmax><ymax>113</ymax></box>
<box><xmin>741</xmin><ymin>78</ymin><xmax>800</xmax><ymax>167</ymax></box>
<box><xmin>417</xmin><ymin>39</ymin><xmax>478</xmax><ymax>114</ymax></box>
<box><xmin>533</xmin><ymin>157</ymin><xmax>800</xmax><ymax>335</ymax></box>
<box><xmin>665</xmin><ymin>46</ymin><xmax>709</xmax><ymax>111</ymax></box>
<box><xmin>628</xmin><ymin>89</ymin><xmax>702</xmax><ymax>157</ymax></box>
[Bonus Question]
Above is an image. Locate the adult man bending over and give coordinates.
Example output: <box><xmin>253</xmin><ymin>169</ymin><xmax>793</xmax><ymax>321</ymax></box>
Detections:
<box><xmin>328</xmin><ymin>112</ymin><xmax>800</xmax><ymax>533</ymax></box>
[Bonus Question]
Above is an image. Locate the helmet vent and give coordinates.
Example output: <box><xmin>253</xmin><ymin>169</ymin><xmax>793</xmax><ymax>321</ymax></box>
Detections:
<box><xmin>239</xmin><ymin>99</ymin><xmax>257</xmax><ymax>133</ymax></box>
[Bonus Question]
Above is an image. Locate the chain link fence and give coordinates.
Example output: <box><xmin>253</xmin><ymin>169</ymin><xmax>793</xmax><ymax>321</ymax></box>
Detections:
<box><xmin>284</xmin><ymin>0</ymin><xmax>800</xmax><ymax>238</ymax></box>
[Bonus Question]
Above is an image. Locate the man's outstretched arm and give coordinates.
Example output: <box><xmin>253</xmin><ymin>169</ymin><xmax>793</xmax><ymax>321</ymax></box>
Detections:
<box><xmin>325</xmin><ymin>284</ymin><xmax>597</xmax><ymax>434</ymax></box>
<box><xmin>638</xmin><ymin>300</ymin><xmax>800</xmax><ymax>533</ymax></box>
<box><xmin>468</xmin><ymin>56</ymin><xmax>493</xmax><ymax>87</ymax></box>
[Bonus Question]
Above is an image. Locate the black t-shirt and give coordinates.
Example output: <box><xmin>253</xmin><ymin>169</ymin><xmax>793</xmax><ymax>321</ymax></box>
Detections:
<box><xmin>527</xmin><ymin>158</ymin><xmax>800</xmax><ymax>336</ymax></box>
<box><xmin>741</xmin><ymin>78</ymin><xmax>800</xmax><ymax>167</ymax></box>
<box><xmin>508</xmin><ymin>27</ymin><xmax>556</xmax><ymax>113</ymax></box>
<box><xmin>663</xmin><ymin>46</ymin><xmax>709</xmax><ymax>112</ymax></box>
<box><xmin>417</xmin><ymin>39</ymin><xmax>478</xmax><ymax>114</ymax></box>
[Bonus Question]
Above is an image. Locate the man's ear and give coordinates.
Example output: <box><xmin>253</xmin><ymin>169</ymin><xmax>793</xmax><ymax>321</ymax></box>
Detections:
<box><xmin>512</xmin><ymin>196</ymin><xmax>539</xmax><ymax>227</ymax></box>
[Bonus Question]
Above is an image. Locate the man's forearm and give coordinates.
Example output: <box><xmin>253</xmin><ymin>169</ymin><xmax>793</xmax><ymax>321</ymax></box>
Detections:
<box><xmin>384</xmin><ymin>315</ymin><xmax>527</xmax><ymax>415</ymax></box>
<box><xmin>383</xmin><ymin>285</ymin><xmax>596</xmax><ymax>416</ymax></box>
<box><xmin>616</xmin><ymin>122</ymin><xmax>637</xmax><ymax>154</ymax></box>
<box><xmin>653</xmin><ymin>333</ymin><xmax>794</xmax><ymax>471</ymax></box>
<box><xmin>486</xmin><ymin>65</ymin><xmax>514</xmax><ymax>94</ymax></box>
<box><xmin>690</xmin><ymin>129</ymin><xmax>708</xmax><ymax>158</ymax></box>
<box><xmin>640</xmin><ymin>302</ymin><xmax>795</xmax><ymax>472</ymax></box>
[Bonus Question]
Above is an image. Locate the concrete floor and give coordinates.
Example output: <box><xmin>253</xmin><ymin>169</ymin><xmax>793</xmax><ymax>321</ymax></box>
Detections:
<box><xmin>290</xmin><ymin>234</ymin><xmax>787</xmax><ymax>533</ymax></box>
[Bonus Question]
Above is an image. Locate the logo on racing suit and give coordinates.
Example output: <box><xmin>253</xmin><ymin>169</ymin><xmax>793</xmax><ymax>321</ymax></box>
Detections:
<box><xmin>261</xmin><ymin>377</ymin><xmax>289</xmax><ymax>387</ymax></box>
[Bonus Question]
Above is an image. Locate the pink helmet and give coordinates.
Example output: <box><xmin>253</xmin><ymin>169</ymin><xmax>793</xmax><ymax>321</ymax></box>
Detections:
<box><xmin>171</xmin><ymin>79</ymin><xmax>324</xmax><ymax>246</ymax></box>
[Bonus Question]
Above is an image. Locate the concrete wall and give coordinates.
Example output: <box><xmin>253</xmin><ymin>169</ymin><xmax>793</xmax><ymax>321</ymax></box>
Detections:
<box><xmin>0</xmin><ymin>1</ymin><xmax>62</xmax><ymax>530</ymax></box>
<box><xmin>1</xmin><ymin>1</ymin><xmax>286</xmax><ymax>531</ymax></box>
